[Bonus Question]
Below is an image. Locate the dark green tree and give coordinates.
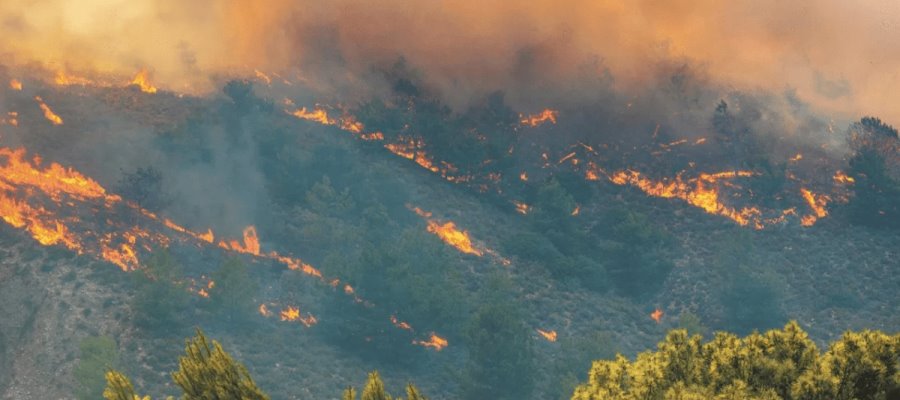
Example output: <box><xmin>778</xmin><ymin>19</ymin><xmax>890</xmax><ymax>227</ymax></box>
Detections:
<box><xmin>209</xmin><ymin>257</ymin><xmax>258</xmax><ymax>322</ymax></box>
<box><xmin>462</xmin><ymin>275</ymin><xmax>535</xmax><ymax>400</ymax></box>
<box><xmin>131</xmin><ymin>250</ymin><xmax>190</xmax><ymax>329</ymax></box>
<box><xmin>846</xmin><ymin>117</ymin><xmax>900</xmax><ymax>229</ymax></box>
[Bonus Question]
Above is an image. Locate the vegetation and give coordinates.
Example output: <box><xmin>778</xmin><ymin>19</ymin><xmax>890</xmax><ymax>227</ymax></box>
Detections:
<box><xmin>209</xmin><ymin>257</ymin><xmax>258</xmax><ymax>322</ymax></box>
<box><xmin>846</xmin><ymin>117</ymin><xmax>900</xmax><ymax>229</ymax></box>
<box><xmin>103</xmin><ymin>329</ymin><xmax>428</xmax><ymax>400</ymax></box>
<box><xmin>571</xmin><ymin>322</ymin><xmax>900</xmax><ymax>400</ymax></box>
<box><xmin>74</xmin><ymin>336</ymin><xmax>118</xmax><ymax>400</ymax></box>
<box><xmin>131</xmin><ymin>250</ymin><xmax>190</xmax><ymax>330</ymax></box>
<box><xmin>462</xmin><ymin>276</ymin><xmax>535</xmax><ymax>400</ymax></box>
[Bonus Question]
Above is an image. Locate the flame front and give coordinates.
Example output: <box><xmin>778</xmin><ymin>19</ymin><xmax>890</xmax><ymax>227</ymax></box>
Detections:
<box><xmin>34</xmin><ymin>96</ymin><xmax>63</xmax><ymax>125</ymax></box>
<box><xmin>413</xmin><ymin>333</ymin><xmax>448</xmax><ymax>351</ymax></box>
<box><xmin>130</xmin><ymin>70</ymin><xmax>158</xmax><ymax>93</ymax></box>
<box><xmin>650</xmin><ymin>308</ymin><xmax>664</xmax><ymax>323</ymax></box>
<box><xmin>411</xmin><ymin>206</ymin><xmax>483</xmax><ymax>256</ymax></box>
<box><xmin>520</xmin><ymin>109</ymin><xmax>559</xmax><ymax>127</ymax></box>
<box><xmin>536</xmin><ymin>329</ymin><xmax>558</xmax><ymax>342</ymax></box>
<box><xmin>799</xmin><ymin>188</ymin><xmax>829</xmax><ymax>226</ymax></box>
<box><xmin>9</xmin><ymin>79</ymin><xmax>22</xmax><ymax>90</ymax></box>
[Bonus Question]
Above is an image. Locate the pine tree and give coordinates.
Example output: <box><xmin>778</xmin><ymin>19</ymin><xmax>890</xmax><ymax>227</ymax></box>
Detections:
<box><xmin>171</xmin><ymin>329</ymin><xmax>269</xmax><ymax>400</ymax></box>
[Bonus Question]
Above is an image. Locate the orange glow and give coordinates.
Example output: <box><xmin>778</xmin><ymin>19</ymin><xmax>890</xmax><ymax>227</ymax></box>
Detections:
<box><xmin>129</xmin><ymin>70</ymin><xmax>158</xmax><ymax>93</ymax></box>
<box><xmin>833</xmin><ymin>171</ymin><xmax>855</xmax><ymax>184</ymax></box>
<box><xmin>279</xmin><ymin>305</ymin><xmax>318</xmax><ymax>327</ymax></box>
<box><xmin>799</xmin><ymin>188</ymin><xmax>829</xmax><ymax>227</ymax></box>
<box><xmin>413</xmin><ymin>333</ymin><xmax>448</xmax><ymax>351</ymax></box>
<box><xmin>694</xmin><ymin>137</ymin><xmax>707</xmax><ymax>145</ymax></box>
<box><xmin>513</xmin><ymin>200</ymin><xmax>531</xmax><ymax>215</ymax></box>
<box><xmin>254</xmin><ymin>69</ymin><xmax>272</xmax><ymax>85</ymax></box>
<box><xmin>536</xmin><ymin>328</ymin><xmax>558</xmax><ymax>342</ymax></box>
<box><xmin>391</xmin><ymin>315</ymin><xmax>413</xmax><ymax>331</ymax></box>
<box><xmin>411</xmin><ymin>206</ymin><xmax>483</xmax><ymax>256</ymax></box>
<box><xmin>520</xmin><ymin>171</ymin><xmax>528</xmax><ymax>181</ymax></box>
<box><xmin>218</xmin><ymin>226</ymin><xmax>260</xmax><ymax>255</ymax></box>
<box><xmin>1</xmin><ymin>112</ymin><xmax>18</xmax><ymax>127</ymax></box>
<box><xmin>34</xmin><ymin>96</ymin><xmax>63</xmax><ymax>125</ymax></box>
<box><xmin>53</xmin><ymin>71</ymin><xmax>95</xmax><ymax>86</ymax></box>
<box><xmin>608</xmin><ymin>169</ymin><xmax>762</xmax><ymax>227</ymax></box>
<box><xmin>571</xmin><ymin>205</ymin><xmax>581</xmax><ymax>216</ymax></box>
<box><xmin>520</xmin><ymin>109</ymin><xmax>559</xmax><ymax>127</ymax></box>
<box><xmin>9</xmin><ymin>79</ymin><xmax>22</xmax><ymax>90</ymax></box>
<box><xmin>650</xmin><ymin>308</ymin><xmax>663</xmax><ymax>323</ymax></box>
<box><xmin>789</xmin><ymin>153</ymin><xmax>803</xmax><ymax>162</ymax></box>
<box><xmin>258</xmin><ymin>303</ymin><xmax>273</xmax><ymax>317</ymax></box>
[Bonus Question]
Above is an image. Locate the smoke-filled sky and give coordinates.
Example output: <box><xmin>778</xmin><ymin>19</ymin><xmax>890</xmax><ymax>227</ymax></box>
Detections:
<box><xmin>2</xmin><ymin>0</ymin><xmax>899</xmax><ymax>122</ymax></box>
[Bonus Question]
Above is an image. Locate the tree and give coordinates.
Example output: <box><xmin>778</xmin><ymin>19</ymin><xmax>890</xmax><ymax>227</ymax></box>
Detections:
<box><xmin>75</xmin><ymin>336</ymin><xmax>118</xmax><ymax>400</ymax></box>
<box><xmin>571</xmin><ymin>322</ymin><xmax>900</xmax><ymax>400</ymax></box>
<box><xmin>462</xmin><ymin>275</ymin><xmax>535</xmax><ymax>400</ymax></box>
<box><xmin>342</xmin><ymin>371</ymin><xmax>429</xmax><ymax>400</ymax></box>
<box><xmin>131</xmin><ymin>250</ymin><xmax>190</xmax><ymax>329</ymax></box>
<box><xmin>171</xmin><ymin>329</ymin><xmax>269</xmax><ymax>400</ymax></box>
<box><xmin>846</xmin><ymin>117</ymin><xmax>900</xmax><ymax>229</ymax></box>
<box><xmin>597</xmin><ymin>208</ymin><xmax>674</xmax><ymax>298</ymax></box>
<box><xmin>209</xmin><ymin>257</ymin><xmax>258</xmax><ymax>322</ymax></box>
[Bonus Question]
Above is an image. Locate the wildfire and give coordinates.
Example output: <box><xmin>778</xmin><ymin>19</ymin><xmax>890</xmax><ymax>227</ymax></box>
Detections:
<box><xmin>129</xmin><ymin>70</ymin><xmax>158</xmax><ymax>93</ymax></box>
<box><xmin>254</xmin><ymin>70</ymin><xmax>272</xmax><ymax>85</ymax></box>
<box><xmin>288</xmin><ymin>105</ymin><xmax>366</xmax><ymax>134</ymax></box>
<box><xmin>520</xmin><ymin>171</ymin><xmax>528</xmax><ymax>181</ymax></box>
<box><xmin>278</xmin><ymin>305</ymin><xmax>318</xmax><ymax>327</ymax></box>
<box><xmin>9</xmin><ymin>79</ymin><xmax>22</xmax><ymax>90</ymax></box>
<box><xmin>650</xmin><ymin>308</ymin><xmax>664</xmax><ymax>323</ymax></box>
<box><xmin>536</xmin><ymin>329</ymin><xmax>558</xmax><ymax>342</ymax></box>
<box><xmin>219</xmin><ymin>226</ymin><xmax>260</xmax><ymax>255</ymax></box>
<box><xmin>1</xmin><ymin>112</ymin><xmax>18</xmax><ymax>127</ymax></box>
<box><xmin>789</xmin><ymin>153</ymin><xmax>803</xmax><ymax>162</ymax></box>
<box><xmin>34</xmin><ymin>96</ymin><xmax>63</xmax><ymax>125</ymax></box>
<box><xmin>571</xmin><ymin>205</ymin><xmax>581</xmax><ymax>216</ymax></box>
<box><xmin>411</xmin><ymin>206</ymin><xmax>483</xmax><ymax>256</ymax></box>
<box><xmin>799</xmin><ymin>188</ymin><xmax>829</xmax><ymax>227</ymax></box>
<box><xmin>391</xmin><ymin>315</ymin><xmax>413</xmax><ymax>331</ymax></box>
<box><xmin>520</xmin><ymin>109</ymin><xmax>559</xmax><ymax>127</ymax></box>
<box><xmin>833</xmin><ymin>171</ymin><xmax>855</xmax><ymax>184</ymax></box>
<box><xmin>513</xmin><ymin>201</ymin><xmax>531</xmax><ymax>215</ymax></box>
<box><xmin>258</xmin><ymin>304</ymin><xmax>273</xmax><ymax>317</ymax></box>
<box><xmin>413</xmin><ymin>333</ymin><xmax>448</xmax><ymax>351</ymax></box>
<box><xmin>54</xmin><ymin>71</ymin><xmax>95</xmax><ymax>86</ymax></box>
<box><xmin>608</xmin><ymin>169</ymin><xmax>763</xmax><ymax>227</ymax></box>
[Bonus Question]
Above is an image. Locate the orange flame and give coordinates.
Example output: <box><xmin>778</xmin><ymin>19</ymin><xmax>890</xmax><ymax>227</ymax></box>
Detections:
<box><xmin>799</xmin><ymin>188</ymin><xmax>829</xmax><ymax>227</ymax></box>
<box><xmin>391</xmin><ymin>315</ymin><xmax>413</xmax><ymax>331</ymax></box>
<box><xmin>833</xmin><ymin>171</ymin><xmax>855</xmax><ymax>184</ymax></box>
<box><xmin>254</xmin><ymin>69</ymin><xmax>272</xmax><ymax>85</ymax></box>
<box><xmin>34</xmin><ymin>96</ymin><xmax>63</xmax><ymax>125</ymax></box>
<box><xmin>411</xmin><ymin>206</ymin><xmax>483</xmax><ymax>256</ymax></box>
<box><xmin>9</xmin><ymin>79</ymin><xmax>22</xmax><ymax>90</ymax></box>
<box><xmin>258</xmin><ymin>303</ymin><xmax>272</xmax><ymax>317</ymax></box>
<box><xmin>413</xmin><ymin>333</ymin><xmax>448</xmax><ymax>351</ymax></box>
<box><xmin>520</xmin><ymin>171</ymin><xmax>528</xmax><ymax>181</ymax></box>
<box><xmin>54</xmin><ymin>71</ymin><xmax>95</xmax><ymax>86</ymax></box>
<box><xmin>520</xmin><ymin>109</ymin><xmax>559</xmax><ymax>127</ymax></box>
<box><xmin>650</xmin><ymin>308</ymin><xmax>664</xmax><ymax>323</ymax></box>
<box><xmin>536</xmin><ymin>328</ymin><xmax>558</xmax><ymax>342</ymax></box>
<box><xmin>513</xmin><ymin>200</ymin><xmax>531</xmax><ymax>215</ymax></box>
<box><xmin>789</xmin><ymin>153</ymin><xmax>803</xmax><ymax>162</ymax></box>
<box><xmin>219</xmin><ymin>226</ymin><xmax>260</xmax><ymax>255</ymax></box>
<box><xmin>279</xmin><ymin>305</ymin><xmax>318</xmax><ymax>327</ymax></box>
<box><xmin>129</xmin><ymin>70</ymin><xmax>157</xmax><ymax>93</ymax></box>
<box><xmin>608</xmin><ymin>169</ymin><xmax>762</xmax><ymax>227</ymax></box>
<box><xmin>571</xmin><ymin>205</ymin><xmax>581</xmax><ymax>216</ymax></box>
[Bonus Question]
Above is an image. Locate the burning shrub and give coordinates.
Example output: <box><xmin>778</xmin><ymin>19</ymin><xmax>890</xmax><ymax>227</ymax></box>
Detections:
<box><xmin>846</xmin><ymin>117</ymin><xmax>900</xmax><ymax>229</ymax></box>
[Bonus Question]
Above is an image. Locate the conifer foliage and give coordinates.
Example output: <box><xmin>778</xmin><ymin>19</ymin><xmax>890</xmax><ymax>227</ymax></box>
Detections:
<box><xmin>571</xmin><ymin>322</ymin><xmax>900</xmax><ymax>400</ymax></box>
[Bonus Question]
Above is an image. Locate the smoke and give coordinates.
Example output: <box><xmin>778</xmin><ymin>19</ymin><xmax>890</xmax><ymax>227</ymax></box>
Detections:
<box><xmin>2</xmin><ymin>1</ymin><xmax>899</xmax><ymax>121</ymax></box>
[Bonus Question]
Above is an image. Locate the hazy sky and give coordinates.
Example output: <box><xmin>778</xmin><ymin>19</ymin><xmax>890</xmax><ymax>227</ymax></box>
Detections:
<box><xmin>2</xmin><ymin>0</ymin><xmax>898</xmax><ymax>122</ymax></box>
